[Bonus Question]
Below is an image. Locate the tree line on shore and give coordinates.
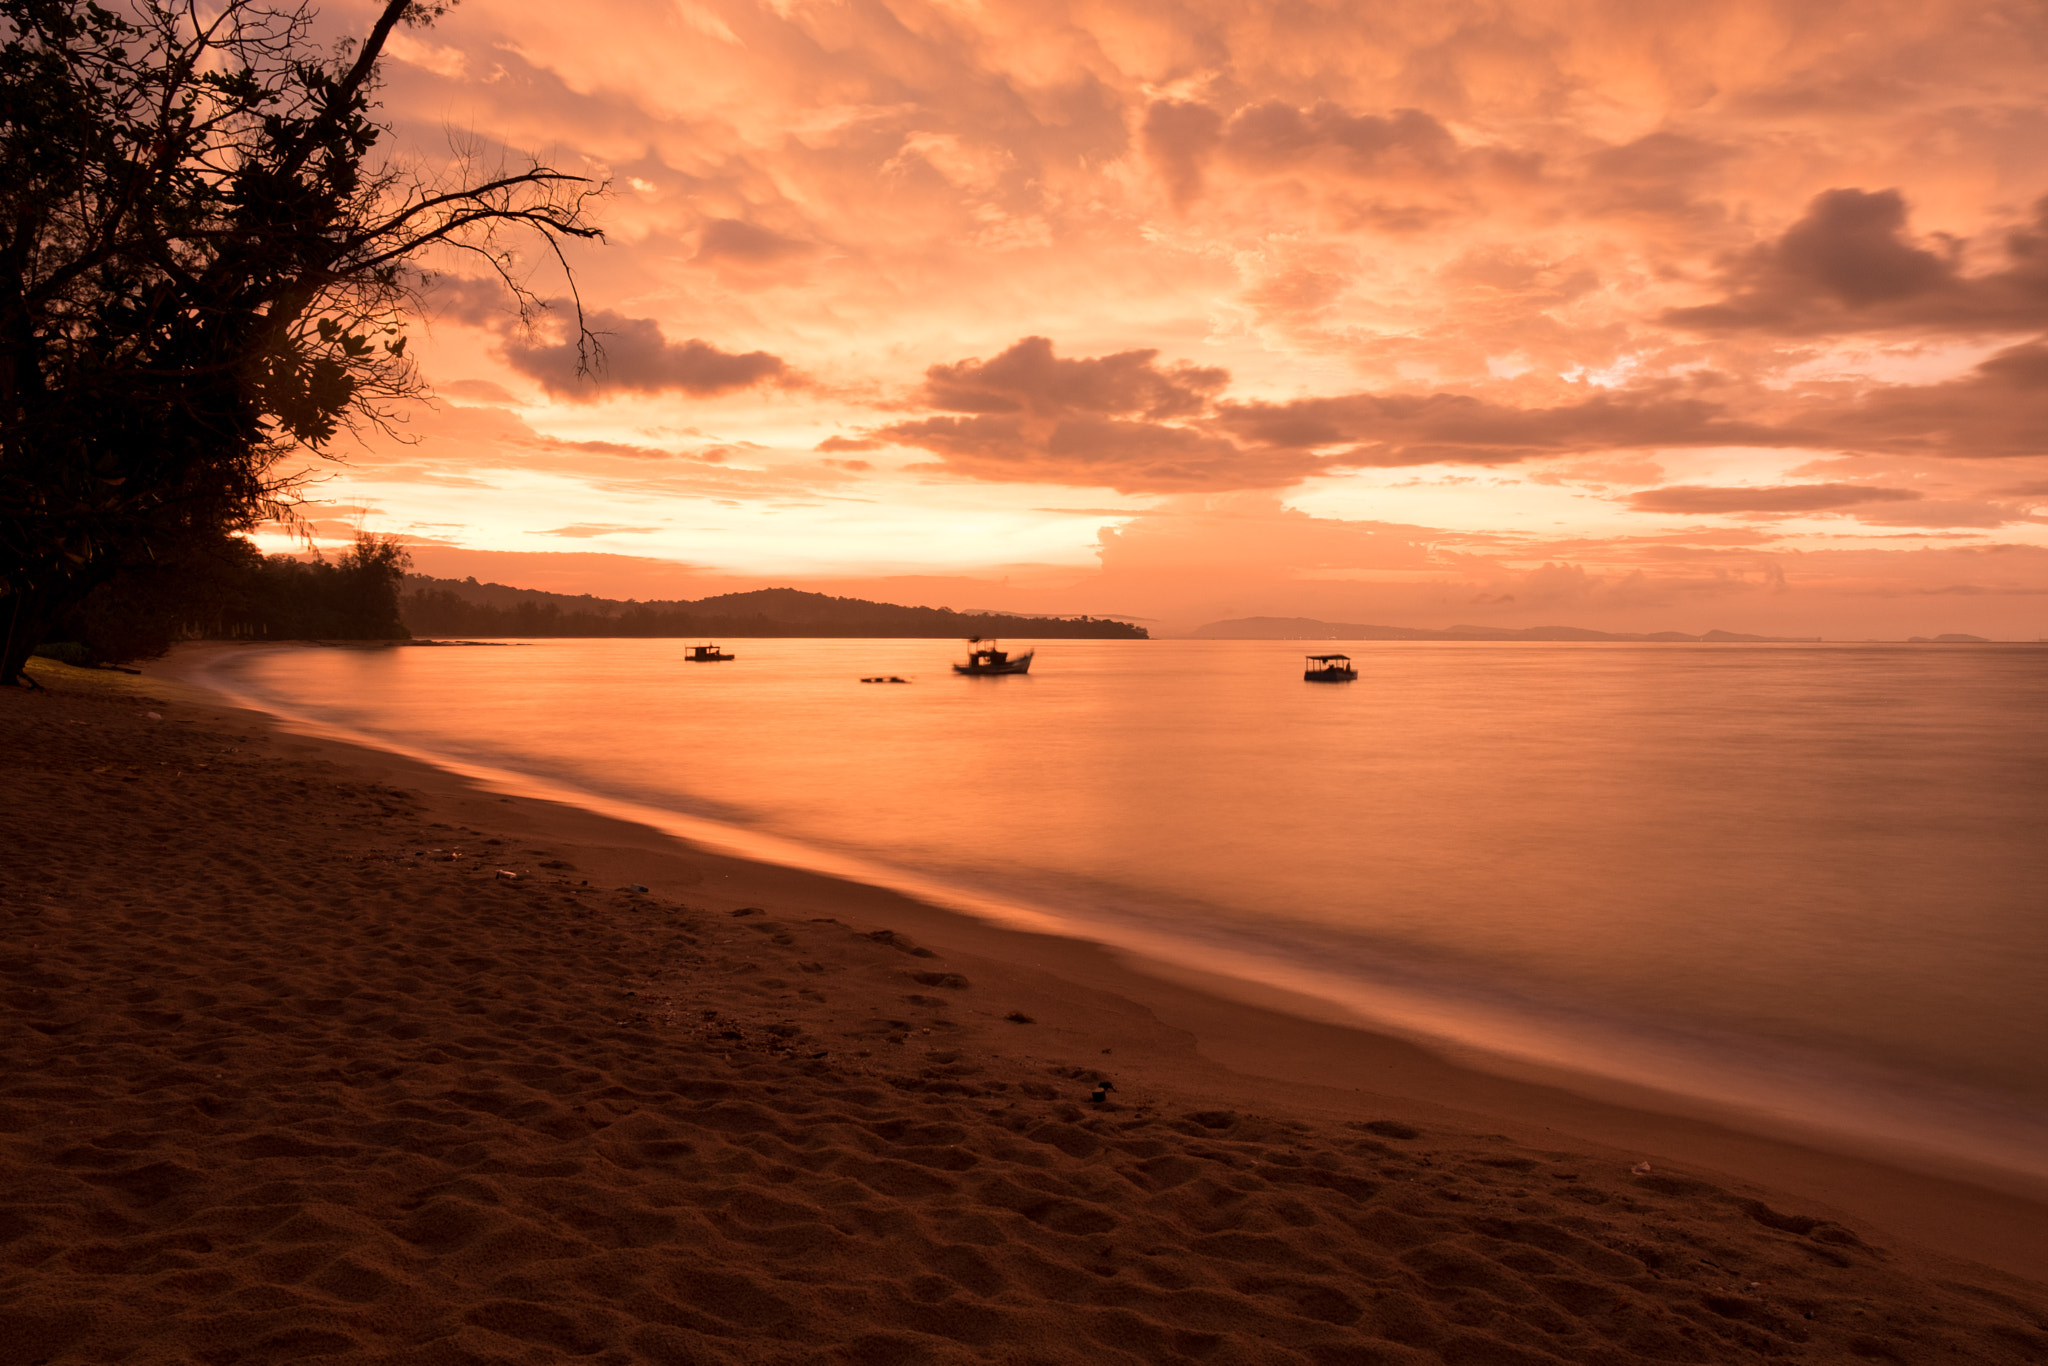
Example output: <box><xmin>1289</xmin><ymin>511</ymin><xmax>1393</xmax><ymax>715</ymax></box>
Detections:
<box><xmin>29</xmin><ymin>541</ymin><xmax>1147</xmax><ymax>666</ymax></box>
<box><xmin>399</xmin><ymin>579</ymin><xmax>1148</xmax><ymax>640</ymax></box>
<box><xmin>30</xmin><ymin>533</ymin><xmax>411</xmax><ymax>667</ymax></box>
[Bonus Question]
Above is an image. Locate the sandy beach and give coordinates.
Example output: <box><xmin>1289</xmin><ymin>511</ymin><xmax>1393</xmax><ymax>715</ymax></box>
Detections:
<box><xmin>5</xmin><ymin>650</ymin><xmax>2048</xmax><ymax>1365</ymax></box>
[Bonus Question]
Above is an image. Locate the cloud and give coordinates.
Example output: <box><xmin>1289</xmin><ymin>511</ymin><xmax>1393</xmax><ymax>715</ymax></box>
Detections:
<box><xmin>1844</xmin><ymin>499</ymin><xmax>2018</xmax><ymax>529</ymax></box>
<box><xmin>537</xmin><ymin>524</ymin><xmax>664</xmax><ymax>537</ymax></box>
<box><xmin>889</xmin><ymin>411</ymin><xmax>1313</xmax><ymax>492</ymax></box>
<box><xmin>1583</xmin><ymin>132</ymin><xmax>1734</xmax><ymax>218</ymax></box>
<box><xmin>880</xmin><ymin>339</ymin><xmax>1847</xmax><ymax>491</ymax></box>
<box><xmin>1666</xmin><ymin>189</ymin><xmax>2048</xmax><ymax>335</ymax></box>
<box><xmin>1215</xmin><ymin>388</ymin><xmax>1803</xmax><ymax>467</ymax></box>
<box><xmin>693</xmin><ymin>218</ymin><xmax>813</xmax><ymax>266</ymax></box>
<box><xmin>1219</xmin><ymin>101</ymin><xmax>1461</xmax><ymax>178</ymax></box>
<box><xmin>424</xmin><ymin>278</ymin><xmax>788</xmax><ymax>400</ymax></box>
<box><xmin>1628</xmin><ymin>483</ymin><xmax>1923</xmax><ymax>514</ymax></box>
<box><xmin>816</xmin><ymin>436</ymin><xmax>885</xmax><ymax>452</ymax></box>
<box><xmin>1139</xmin><ymin>94</ymin><xmax>1521</xmax><ymax>224</ymax></box>
<box><xmin>1141</xmin><ymin>100</ymin><xmax>1223</xmax><ymax>209</ymax></box>
<box><xmin>919</xmin><ymin>335</ymin><xmax>1227</xmax><ymax>419</ymax></box>
<box><xmin>880</xmin><ymin>337</ymin><xmax>1283</xmax><ymax>492</ymax></box>
<box><xmin>1796</xmin><ymin>341</ymin><xmax>2048</xmax><ymax>459</ymax></box>
<box><xmin>501</xmin><ymin>307</ymin><xmax>789</xmax><ymax>400</ymax></box>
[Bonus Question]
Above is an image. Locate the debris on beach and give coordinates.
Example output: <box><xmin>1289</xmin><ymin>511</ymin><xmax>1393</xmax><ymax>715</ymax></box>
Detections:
<box><xmin>1090</xmin><ymin>1080</ymin><xmax>1116</xmax><ymax>1104</ymax></box>
<box><xmin>1633</xmin><ymin>1161</ymin><xmax>1654</xmax><ymax>1174</ymax></box>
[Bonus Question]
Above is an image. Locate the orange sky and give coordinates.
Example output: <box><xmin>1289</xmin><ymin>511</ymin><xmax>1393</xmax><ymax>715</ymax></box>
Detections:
<box><xmin>276</xmin><ymin>0</ymin><xmax>2048</xmax><ymax>636</ymax></box>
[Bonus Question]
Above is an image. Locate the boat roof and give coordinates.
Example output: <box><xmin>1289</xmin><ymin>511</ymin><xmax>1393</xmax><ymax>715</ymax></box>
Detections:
<box><xmin>1306</xmin><ymin>653</ymin><xmax>1352</xmax><ymax>661</ymax></box>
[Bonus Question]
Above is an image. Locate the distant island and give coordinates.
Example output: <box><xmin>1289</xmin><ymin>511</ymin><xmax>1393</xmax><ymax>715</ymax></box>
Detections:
<box><xmin>402</xmin><ymin>577</ymin><xmax>1148</xmax><ymax>639</ymax></box>
<box><xmin>1189</xmin><ymin>617</ymin><xmax>1822</xmax><ymax>643</ymax></box>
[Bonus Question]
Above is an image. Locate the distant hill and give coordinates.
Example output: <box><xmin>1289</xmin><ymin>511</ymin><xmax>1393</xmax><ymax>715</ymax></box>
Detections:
<box><xmin>401</xmin><ymin>577</ymin><xmax>1147</xmax><ymax>639</ymax></box>
<box><xmin>1188</xmin><ymin>616</ymin><xmax>1821</xmax><ymax>643</ymax></box>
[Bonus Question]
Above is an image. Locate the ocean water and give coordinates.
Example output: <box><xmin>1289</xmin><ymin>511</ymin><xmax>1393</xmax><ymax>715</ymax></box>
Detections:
<box><xmin>200</xmin><ymin>638</ymin><xmax>2048</xmax><ymax>1182</ymax></box>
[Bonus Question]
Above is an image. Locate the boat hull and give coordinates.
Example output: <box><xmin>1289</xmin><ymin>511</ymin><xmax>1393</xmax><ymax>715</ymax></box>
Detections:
<box><xmin>954</xmin><ymin>651</ymin><xmax>1033</xmax><ymax>675</ymax></box>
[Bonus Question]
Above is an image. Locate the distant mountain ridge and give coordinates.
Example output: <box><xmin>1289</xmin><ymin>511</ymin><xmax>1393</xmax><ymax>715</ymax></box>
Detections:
<box><xmin>1188</xmin><ymin>616</ymin><xmax>1821</xmax><ymax>643</ymax></box>
<box><xmin>400</xmin><ymin>576</ymin><xmax>1147</xmax><ymax>639</ymax></box>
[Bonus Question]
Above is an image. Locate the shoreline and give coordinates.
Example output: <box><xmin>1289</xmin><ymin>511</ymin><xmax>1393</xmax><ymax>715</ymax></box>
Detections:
<box><xmin>9</xmin><ymin>649</ymin><xmax>2048</xmax><ymax>1364</ymax></box>
<box><xmin>155</xmin><ymin>642</ymin><xmax>2048</xmax><ymax>1284</ymax></box>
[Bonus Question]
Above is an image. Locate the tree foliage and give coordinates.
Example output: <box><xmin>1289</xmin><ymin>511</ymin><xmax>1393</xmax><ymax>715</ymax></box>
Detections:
<box><xmin>0</xmin><ymin>0</ymin><xmax>603</xmax><ymax>683</ymax></box>
<box><xmin>40</xmin><ymin>530</ymin><xmax>410</xmax><ymax>662</ymax></box>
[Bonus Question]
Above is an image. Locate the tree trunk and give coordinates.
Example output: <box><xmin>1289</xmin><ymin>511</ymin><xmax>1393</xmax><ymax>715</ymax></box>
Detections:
<box><xmin>0</xmin><ymin>583</ymin><xmax>57</xmax><ymax>686</ymax></box>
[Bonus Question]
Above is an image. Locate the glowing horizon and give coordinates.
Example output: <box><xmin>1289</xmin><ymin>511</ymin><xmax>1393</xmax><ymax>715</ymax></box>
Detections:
<box><xmin>270</xmin><ymin>0</ymin><xmax>2048</xmax><ymax>637</ymax></box>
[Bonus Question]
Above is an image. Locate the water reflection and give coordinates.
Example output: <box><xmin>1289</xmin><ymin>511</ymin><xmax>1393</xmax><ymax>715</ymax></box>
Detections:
<box><xmin>216</xmin><ymin>638</ymin><xmax>2048</xmax><ymax>1169</ymax></box>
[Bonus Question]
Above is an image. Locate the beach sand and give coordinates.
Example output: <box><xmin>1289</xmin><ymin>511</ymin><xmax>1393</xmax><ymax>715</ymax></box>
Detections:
<box><xmin>5</xmin><ymin>650</ymin><xmax>2048</xmax><ymax>1365</ymax></box>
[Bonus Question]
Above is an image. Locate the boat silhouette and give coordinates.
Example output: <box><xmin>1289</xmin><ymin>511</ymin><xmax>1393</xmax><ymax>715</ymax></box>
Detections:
<box><xmin>954</xmin><ymin>638</ymin><xmax>1033</xmax><ymax>675</ymax></box>
<box><xmin>1304</xmin><ymin>653</ymin><xmax>1356</xmax><ymax>682</ymax></box>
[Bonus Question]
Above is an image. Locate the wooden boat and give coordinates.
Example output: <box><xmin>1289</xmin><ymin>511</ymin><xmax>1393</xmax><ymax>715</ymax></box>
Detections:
<box><xmin>1304</xmin><ymin>653</ymin><xmax>1356</xmax><ymax>682</ymax></box>
<box><xmin>954</xmin><ymin>639</ymin><xmax>1033</xmax><ymax>675</ymax></box>
<box><xmin>685</xmin><ymin>644</ymin><xmax>734</xmax><ymax>662</ymax></box>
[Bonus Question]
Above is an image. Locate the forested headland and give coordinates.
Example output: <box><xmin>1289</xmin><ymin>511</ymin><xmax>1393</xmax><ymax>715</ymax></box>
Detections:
<box><xmin>401</xmin><ymin>576</ymin><xmax>1148</xmax><ymax>639</ymax></box>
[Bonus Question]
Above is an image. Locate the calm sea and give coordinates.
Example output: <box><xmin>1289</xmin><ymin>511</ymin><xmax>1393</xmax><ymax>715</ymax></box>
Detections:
<box><xmin>198</xmin><ymin>639</ymin><xmax>2048</xmax><ymax>1183</ymax></box>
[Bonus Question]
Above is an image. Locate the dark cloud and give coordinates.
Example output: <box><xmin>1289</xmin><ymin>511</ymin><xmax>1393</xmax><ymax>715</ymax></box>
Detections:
<box><xmin>881</xmin><ymin>337</ymin><xmax>1279</xmax><ymax>492</ymax></box>
<box><xmin>502</xmin><ymin>307</ymin><xmax>788</xmax><ymax>400</ymax></box>
<box><xmin>1666</xmin><ymin>189</ymin><xmax>2048</xmax><ymax>334</ymax></box>
<box><xmin>1215</xmin><ymin>389</ymin><xmax>1803</xmax><ymax>467</ymax></box>
<box><xmin>1584</xmin><ymin>132</ymin><xmax>1734</xmax><ymax>217</ymax></box>
<box><xmin>920</xmin><ymin>335</ymin><xmax>1227</xmax><ymax>419</ymax></box>
<box><xmin>1142</xmin><ymin>99</ymin><xmax>1223</xmax><ymax>208</ymax></box>
<box><xmin>1797</xmin><ymin>341</ymin><xmax>2048</xmax><ymax>459</ymax></box>
<box><xmin>693</xmin><ymin>218</ymin><xmax>812</xmax><ymax>266</ymax></box>
<box><xmin>423</xmin><ymin>277</ymin><xmax>788</xmax><ymax>400</ymax></box>
<box><xmin>427</xmin><ymin>274</ymin><xmax>522</xmax><ymax>327</ymax></box>
<box><xmin>1220</xmin><ymin>101</ymin><xmax>1459</xmax><ymax>175</ymax></box>
<box><xmin>1588</xmin><ymin>131</ymin><xmax>1731</xmax><ymax>185</ymax></box>
<box><xmin>1142</xmin><ymin>97</ymin><xmax>1501</xmax><ymax>211</ymax></box>
<box><xmin>1775</xmin><ymin>189</ymin><xmax>1952</xmax><ymax>306</ymax></box>
<box><xmin>888</xmin><ymin>412</ymin><xmax>1316</xmax><ymax>493</ymax></box>
<box><xmin>878</xmin><ymin>337</ymin><xmax>1832</xmax><ymax>492</ymax></box>
<box><xmin>1628</xmin><ymin>483</ymin><xmax>1923</xmax><ymax>514</ymax></box>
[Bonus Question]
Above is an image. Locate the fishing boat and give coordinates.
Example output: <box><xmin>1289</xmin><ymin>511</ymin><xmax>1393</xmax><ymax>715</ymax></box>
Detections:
<box><xmin>1304</xmin><ymin>653</ymin><xmax>1356</xmax><ymax>682</ymax></box>
<box><xmin>685</xmin><ymin>644</ymin><xmax>734</xmax><ymax>662</ymax></box>
<box><xmin>954</xmin><ymin>638</ymin><xmax>1033</xmax><ymax>675</ymax></box>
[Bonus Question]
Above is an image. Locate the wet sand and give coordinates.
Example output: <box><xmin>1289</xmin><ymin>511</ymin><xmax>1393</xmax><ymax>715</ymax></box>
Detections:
<box><xmin>5</xmin><ymin>650</ymin><xmax>2047</xmax><ymax>1365</ymax></box>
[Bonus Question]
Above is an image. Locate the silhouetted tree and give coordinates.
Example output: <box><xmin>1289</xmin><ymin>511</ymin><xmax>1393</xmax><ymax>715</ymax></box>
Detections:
<box><xmin>0</xmin><ymin>0</ymin><xmax>603</xmax><ymax>683</ymax></box>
